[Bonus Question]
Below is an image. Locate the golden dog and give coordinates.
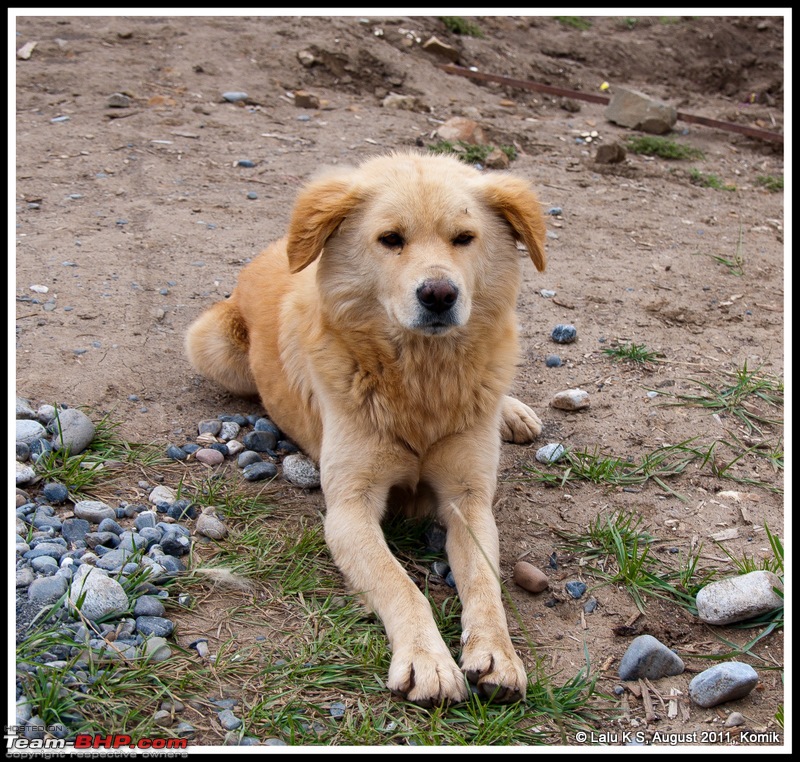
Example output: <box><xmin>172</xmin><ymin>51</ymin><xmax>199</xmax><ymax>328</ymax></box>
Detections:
<box><xmin>186</xmin><ymin>151</ymin><xmax>546</xmax><ymax>705</ymax></box>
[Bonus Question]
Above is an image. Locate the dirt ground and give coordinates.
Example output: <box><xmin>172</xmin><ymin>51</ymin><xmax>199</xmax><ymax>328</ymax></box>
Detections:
<box><xmin>14</xmin><ymin>13</ymin><xmax>785</xmax><ymax>747</ymax></box>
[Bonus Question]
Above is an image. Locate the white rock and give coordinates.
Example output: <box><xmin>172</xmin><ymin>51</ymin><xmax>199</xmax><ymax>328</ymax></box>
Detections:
<box><xmin>149</xmin><ymin>485</ymin><xmax>177</xmax><ymax>506</ymax></box>
<box><xmin>16</xmin><ymin>461</ymin><xmax>36</xmax><ymax>485</ymax></box>
<box><xmin>282</xmin><ymin>454</ymin><xmax>321</xmax><ymax>489</ymax></box>
<box><xmin>67</xmin><ymin>566</ymin><xmax>129</xmax><ymax>621</ymax></box>
<box><xmin>16</xmin><ymin>419</ymin><xmax>47</xmax><ymax>444</ymax></box>
<box><xmin>535</xmin><ymin>443</ymin><xmax>565</xmax><ymax>464</ymax></box>
<box><xmin>550</xmin><ymin>388</ymin><xmax>590</xmax><ymax>411</ymax></box>
<box><xmin>696</xmin><ymin>570</ymin><xmax>784</xmax><ymax>625</ymax></box>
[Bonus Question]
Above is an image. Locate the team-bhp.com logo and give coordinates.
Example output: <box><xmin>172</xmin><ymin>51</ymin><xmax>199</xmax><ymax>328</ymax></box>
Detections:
<box><xmin>7</xmin><ymin>732</ymin><xmax>188</xmax><ymax>752</ymax></box>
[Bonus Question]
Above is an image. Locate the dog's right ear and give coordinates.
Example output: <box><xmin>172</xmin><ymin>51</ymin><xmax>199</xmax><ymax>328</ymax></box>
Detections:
<box><xmin>286</xmin><ymin>173</ymin><xmax>363</xmax><ymax>273</ymax></box>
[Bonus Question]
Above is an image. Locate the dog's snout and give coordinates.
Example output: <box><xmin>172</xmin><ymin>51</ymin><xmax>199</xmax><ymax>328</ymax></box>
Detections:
<box><xmin>417</xmin><ymin>279</ymin><xmax>459</xmax><ymax>314</ymax></box>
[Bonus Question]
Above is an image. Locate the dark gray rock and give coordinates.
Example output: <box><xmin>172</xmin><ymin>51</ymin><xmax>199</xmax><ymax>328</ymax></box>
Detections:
<box><xmin>135</xmin><ymin>616</ymin><xmax>174</xmax><ymax>637</ymax></box>
<box><xmin>618</xmin><ymin>634</ymin><xmax>685</xmax><ymax>680</ymax></box>
<box><xmin>134</xmin><ymin>596</ymin><xmax>166</xmax><ymax>617</ymax></box>
<box><xmin>243</xmin><ymin>461</ymin><xmax>278</xmax><ymax>482</ymax></box>
<box><xmin>243</xmin><ymin>430</ymin><xmax>277</xmax><ymax>452</ymax></box>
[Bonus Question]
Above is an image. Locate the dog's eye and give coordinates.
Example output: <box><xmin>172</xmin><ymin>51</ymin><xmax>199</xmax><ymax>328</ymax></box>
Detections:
<box><xmin>379</xmin><ymin>232</ymin><xmax>404</xmax><ymax>248</ymax></box>
<box><xmin>452</xmin><ymin>233</ymin><xmax>474</xmax><ymax>246</ymax></box>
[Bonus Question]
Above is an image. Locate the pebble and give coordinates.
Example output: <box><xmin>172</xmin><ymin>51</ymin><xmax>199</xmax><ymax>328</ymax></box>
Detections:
<box><xmin>16</xmin><ymin>397</ymin><xmax>38</xmax><ymax>419</ymax></box>
<box><xmin>16</xmin><ymin>419</ymin><xmax>47</xmax><ymax>444</ymax></box>
<box><xmin>107</xmin><ymin>92</ymin><xmax>132</xmax><ymax>108</ymax></box>
<box><xmin>16</xmin><ymin>462</ymin><xmax>36</xmax><ymax>485</ymax></box>
<box><xmin>282</xmin><ymin>454</ymin><xmax>321</xmax><ymax>489</ymax></box>
<box><xmin>149</xmin><ymin>485</ymin><xmax>176</xmax><ymax>506</ymax></box>
<box><xmin>547</xmin><ymin>207</ymin><xmax>563</xmax><ymax>216</ymax></box>
<box><xmin>236</xmin><ymin>159</ymin><xmax>256</xmax><ymax>168</ymax></box>
<box><xmin>134</xmin><ymin>511</ymin><xmax>158</xmax><ymax>531</ymax></box>
<box><xmin>42</xmin><ymin>482</ymin><xmax>69</xmax><ymax>504</ymax></box>
<box><xmin>535</xmin><ymin>443</ymin><xmax>565</xmax><ymax>464</ymax></box>
<box><xmin>725</xmin><ymin>711</ymin><xmax>746</xmax><ymax>727</ymax></box>
<box><xmin>218</xmin><ymin>709</ymin><xmax>243</xmax><ymax>731</ymax></box>
<box><xmin>618</xmin><ymin>634</ymin><xmax>685</xmax><ymax>681</ymax></box>
<box><xmin>565</xmin><ymin>581</ymin><xmax>587</xmax><ymax>599</ymax></box>
<box><xmin>583</xmin><ymin>597</ymin><xmax>598</xmax><ymax>614</ymax></box>
<box><xmin>16</xmin><ymin>442</ymin><xmax>30</xmax><ymax>461</ymax></box>
<box><xmin>196</xmin><ymin>512</ymin><xmax>228</xmax><ymax>540</ymax></box>
<box><xmin>545</xmin><ymin>354</ymin><xmax>562</xmax><ymax>367</ymax></box>
<box><xmin>254</xmin><ymin>418</ymin><xmax>282</xmax><ymax>437</ymax></box>
<box><xmin>198</xmin><ymin>419</ymin><xmax>222</xmax><ymax>436</ymax></box>
<box><xmin>49</xmin><ymin>407</ymin><xmax>96</xmax><ymax>454</ymax></box>
<box><xmin>243</xmin><ymin>461</ymin><xmax>278</xmax><ymax>482</ymax></box>
<box><xmin>550</xmin><ymin>388</ymin><xmax>590</xmax><ymax>411</ymax></box>
<box><xmin>222</xmin><ymin>91</ymin><xmax>248</xmax><ymax>102</ymax></box>
<box><xmin>540</xmin><ymin>289</ymin><xmax>556</xmax><ymax>298</ymax></box>
<box><xmin>695</xmin><ymin>571</ymin><xmax>784</xmax><ymax>625</ymax></box>
<box><xmin>551</xmin><ymin>324</ymin><xmax>578</xmax><ymax>343</ymax></box>
<box><xmin>61</xmin><ymin>518</ymin><xmax>91</xmax><ymax>545</ymax></box>
<box><xmin>247</xmin><ymin>191</ymin><xmax>258</xmax><ymax>200</ymax></box>
<box><xmin>67</xmin><ymin>566</ymin><xmax>129</xmax><ymax>621</ymax></box>
<box><xmin>195</xmin><ymin>448</ymin><xmax>225</xmax><ymax>466</ymax></box>
<box><xmin>226</xmin><ymin>440</ymin><xmax>245</xmax><ymax>456</ymax></box>
<box><xmin>136</xmin><ymin>616</ymin><xmax>175</xmax><ymax>637</ymax></box>
<box><xmin>329</xmin><ymin>701</ymin><xmax>346</xmax><ymax>719</ymax></box>
<box><xmin>243</xmin><ymin>430</ymin><xmax>277</xmax><ymax>452</ymax></box>
<box><xmin>513</xmin><ymin>561</ymin><xmax>549</xmax><ymax>593</ymax></box>
<box><xmin>28</xmin><ymin>576</ymin><xmax>68</xmax><ymax>605</ymax></box>
<box><xmin>73</xmin><ymin>500</ymin><xmax>117</xmax><ymax>524</ymax></box>
<box><xmin>134</xmin><ymin>596</ymin><xmax>166</xmax><ymax>617</ymax></box>
<box><xmin>219</xmin><ymin>421</ymin><xmax>241</xmax><ymax>441</ymax></box>
<box><xmin>166</xmin><ymin>444</ymin><xmax>188</xmax><ymax>461</ymax></box>
<box><xmin>689</xmin><ymin>662</ymin><xmax>759</xmax><ymax>707</ymax></box>
<box><xmin>432</xmin><ymin>560</ymin><xmax>450</xmax><ymax>577</ymax></box>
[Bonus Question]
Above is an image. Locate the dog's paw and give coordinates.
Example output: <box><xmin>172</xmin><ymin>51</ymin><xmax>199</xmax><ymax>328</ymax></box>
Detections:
<box><xmin>460</xmin><ymin>631</ymin><xmax>528</xmax><ymax>703</ymax></box>
<box><xmin>388</xmin><ymin>644</ymin><xmax>470</xmax><ymax>707</ymax></box>
<box><xmin>500</xmin><ymin>395</ymin><xmax>542</xmax><ymax>443</ymax></box>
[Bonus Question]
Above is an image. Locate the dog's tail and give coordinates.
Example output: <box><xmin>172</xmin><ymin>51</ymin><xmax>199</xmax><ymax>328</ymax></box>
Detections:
<box><xmin>185</xmin><ymin>299</ymin><xmax>257</xmax><ymax>396</ymax></box>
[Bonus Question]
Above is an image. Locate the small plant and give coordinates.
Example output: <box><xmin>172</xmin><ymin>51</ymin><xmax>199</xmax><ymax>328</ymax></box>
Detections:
<box><xmin>627</xmin><ymin>136</ymin><xmax>704</xmax><ymax>160</ymax></box>
<box><xmin>659</xmin><ymin>361</ymin><xmax>783</xmax><ymax>435</ymax></box>
<box><xmin>756</xmin><ymin>175</ymin><xmax>783</xmax><ymax>192</ymax></box>
<box><xmin>440</xmin><ymin>16</ymin><xmax>484</xmax><ymax>37</ymax></box>
<box><xmin>621</xmin><ymin>17</ymin><xmax>638</xmax><ymax>29</ymax></box>
<box><xmin>704</xmin><ymin>227</ymin><xmax>745</xmax><ymax>276</ymax></box>
<box><xmin>658</xmin><ymin>16</ymin><xmax>682</xmax><ymax>24</ymax></box>
<box><xmin>602</xmin><ymin>342</ymin><xmax>661</xmax><ymax>365</ymax></box>
<box><xmin>554</xmin><ymin>16</ymin><xmax>593</xmax><ymax>31</ymax></box>
<box><xmin>689</xmin><ymin>168</ymin><xmax>736</xmax><ymax>191</ymax></box>
<box><xmin>427</xmin><ymin>140</ymin><xmax>516</xmax><ymax>165</ymax></box>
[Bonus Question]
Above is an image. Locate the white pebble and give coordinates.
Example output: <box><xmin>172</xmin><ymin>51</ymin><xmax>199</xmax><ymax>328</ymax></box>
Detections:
<box><xmin>550</xmin><ymin>388</ymin><xmax>590</xmax><ymax>410</ymax></box>
<box><xmin>696</xmin><ymin>570</ymin><xmax>784</xmax><ymax>625</ymax></box>
<box><xmin>535</xmin><ymin>443</ymin><xmax>565</xmax><ymax>464</ymax></box>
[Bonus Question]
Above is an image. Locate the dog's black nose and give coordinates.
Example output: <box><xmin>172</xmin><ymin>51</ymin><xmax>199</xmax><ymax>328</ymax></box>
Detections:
<box><xmin>417</xmin><ymin>279</ymin><xmax>459</xmax><ymax>314</ymax></box>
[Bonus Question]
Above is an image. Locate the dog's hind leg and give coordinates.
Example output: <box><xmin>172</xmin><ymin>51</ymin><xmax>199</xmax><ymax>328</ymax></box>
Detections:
<box><xmin>185</xmin><ymin>300</ymin><xmax>257</xmax><ymax>397</ymax></box>
<box><xmin>499</xmin><ymin>395</ymin><xmax>542</xmax><ymax>443</ymax></box>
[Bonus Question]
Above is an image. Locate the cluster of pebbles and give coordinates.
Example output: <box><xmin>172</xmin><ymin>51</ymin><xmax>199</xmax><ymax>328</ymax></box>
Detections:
<box><xmin>14</xmin><ymin>396</ymin><xmax>321</xmax><ymax>744</ymax></box>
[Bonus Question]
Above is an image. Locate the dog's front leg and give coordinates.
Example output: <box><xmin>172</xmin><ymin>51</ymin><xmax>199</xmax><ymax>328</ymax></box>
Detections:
<box><xmin>425</xmin><ymin>430</ymin><xmax>528</xmax><ymax>702</ymax></box>
<box><xmin>321</xmin><ymin>442</ymin><xmax>469</xmax><ymax>706</ymax></box>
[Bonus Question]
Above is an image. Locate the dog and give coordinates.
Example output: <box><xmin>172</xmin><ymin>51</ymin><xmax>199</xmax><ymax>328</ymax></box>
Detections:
<box><xmin>185</xmin><ymin>151</ymin><xmax>546</xmax><ymax>705</ymax></box>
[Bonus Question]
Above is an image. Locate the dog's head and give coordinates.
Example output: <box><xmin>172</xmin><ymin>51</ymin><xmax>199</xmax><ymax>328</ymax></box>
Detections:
<box><xmin>286</xmin><ymin>152</ymin><xmax>546</xmax><ymax>336</ymax></box>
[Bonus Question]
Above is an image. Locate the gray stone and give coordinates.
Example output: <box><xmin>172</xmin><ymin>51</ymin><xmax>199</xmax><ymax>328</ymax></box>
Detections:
<box><xmin>605</xmin><ymin>86</ymin><xmax>677</xmax><ymax>134</ymax></box>
<box><xmin>107</xmin><ymin>92</ymin><xmax>131</xmax><ymax>108</ymax></box>
<box><xmin>294</xmin><ymin>89</ymin><xmax>320</xmax><ymax>109</ymax></box>
<box><xmin>618</xmin><ymin>634</ymin><xmax>685</xmax><ymax>680</ymax></box>
<box><xmin>282</xmin><ymin>454</ymin><xmax>321</xmax><ymax>489</ymax></box>
<box><xmin>62</xmin><ymin>518</ymin><xmax>91</xmax><ymax>544</ymax></box>
<box><xmin>31</xmin><ymin>556</ymin><xmax>59</xmax><ymax>574</ymax></box>
<box><xmin>243</xmin><ymin>461</ymin><xmax>278</xmax><ymax>482</ymax></box>
<box><xmin>535</xmin><ymin>443</ymin><xmax>565</xmax><ymax>464</ymax></box>
<box><xmin>595</xmin><ymin>142</ymin><xmax>627</xmax><ymax>164</ymax></box>
<box><xmin>196</xmin><ymin>512</ymin><xmax>228</xmax><ymax>540</ymax></box>
<box><xmin>133</xmin><ymin>510</ymin><xmax>158</xmax><ymax>531</ymax></box>
<box><xmin>68</xmin><ymin>566</ymin><xmax>129</xmax><ymax>621</ymax></box>
<box><xmin>238</xmin><ymin>450</ymin><xmax>262</xmax><ymax>468</ymax></box>
<box><xmin>16</xmin><ymin>567</ymin><xmax>35</xmax><ymax>587</ymax></box>
<box><xmin>136</xmin><ymin>616</ymin><xmax>174</xmax><ymax>637</ymax></box>
<box><xmin>134</xmin><ymin>595</ymin><xmax>166</xmax><ymax>617</ymax></box>
<box><xmin>42</xmin><ymin>482</ymin><xmax>69</xmax><ymax>504</ymax></box>
<box><xmin>50</xmin><ymin>407</ymin><xmax>96</xmax><ymax>454</ymax></box>
<box><xmin>24</xmin><ymin>542</ymin><xmax>67</xmax><ymax>560</ymax></box>
<box><xmin>74</xmin><ymin>500</ymin><xmax>116</xmax><ymax>523</ymax></box>
<box><xmin>16</xmin><ymin>419</ymin><xmax>47</xmax><ymax>444</ymax></box>
<box><xmin>15</xmin><ymin>461</ymin><xmax>36</xmax><ymax>485</ymax></box>
<box><xmin>217</xmin><ymin>709</ymin><xmax>243</xmax><ymax>731</ymax></box>
<box><xmin>696</xmin><ymin>571</ymin><xmax>784</xmax><ymax>625</ymax></box>
<box><xmin>689</xmin><ymin>662</ymin><xmax>759</xmax><ymax>708</ymax></box>
<box><xmin>219</xmin><ymin>421</ymin><xmax>241</xmax><ymax>441</ymax></box>
<box><xmin>243</xmin><ymin>430</ymin><xmax>277</xmax><ymax>452</ymax></box>
<box><xmin>436</xmin><ymin>116</ymin><xmax>487</xmax><ymax>145</ymax></box>
<box><xmin>198</xmin><ymin>419</ymin><xmax>222</xmax><ymax>436</ymax></box>
<box><xmin>95</xmin><ymin>547</ymin><xmax>134</xmax><ymax>571</ymax></box>
<box><xmin>16</xmin><ymin>396</ymin><xmax>37</xmax><ymax>419</ymax></box>
<box><xmin>28</xmin><ymin>575</ymin><xmax>69</xmax><ymax>606</ymax></box>
<box><xmin>222</xmin><ymin>91</ymin><xmax>248</xmax><ymax>103</ymax></box>
<box><xmin>118</xmin><ymin>531</ymin><xmax>148</xmax><ymax>552</ymax></box>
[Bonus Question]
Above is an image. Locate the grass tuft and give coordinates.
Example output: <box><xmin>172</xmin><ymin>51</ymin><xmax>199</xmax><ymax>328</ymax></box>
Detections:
<box><xmin>602</xmin><ymin>341</ymin><xmax>662</xmax><ymax>365</ymax></box>
<box><xmin>689</xmin><ymin>168</ymin><xmax>736</xmax><ymax>191</ymax></box>
<box><xmin>627</xmin><ymin>136</ymin><xmax>704</xmax><ymax>160</ymax></box>
<box><xmin>427</xmin><ymin>140</ymin><xmax>516</xmax><ymax>165</ymax></box>
<box><xmin>554</xmin><ymin>16</ymin><xmax>593</xmax><ymax>31</ymax></box>
<box><xmin>440</xmin><ymin>16</ymin><xmax>484</xmax><ymax>38</ymax></box>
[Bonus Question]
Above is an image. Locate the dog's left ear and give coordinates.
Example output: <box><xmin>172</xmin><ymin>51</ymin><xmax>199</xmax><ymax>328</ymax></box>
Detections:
<box><xmin>480</xmin><ymin>175</ymin><xmax>547</xmax><ymax>272</ymax></box>
<box><xmin>286</xmin><ymin>172</ymin><xmax>363</xmax><ymax>274</ymax></box>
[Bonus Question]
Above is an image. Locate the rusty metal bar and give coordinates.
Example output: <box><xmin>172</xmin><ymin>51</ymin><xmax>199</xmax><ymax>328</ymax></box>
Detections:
<box><xmin>438</xmin><ymin>64</ymin><xmax>783</xmax><ymax>144</ymax></box>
